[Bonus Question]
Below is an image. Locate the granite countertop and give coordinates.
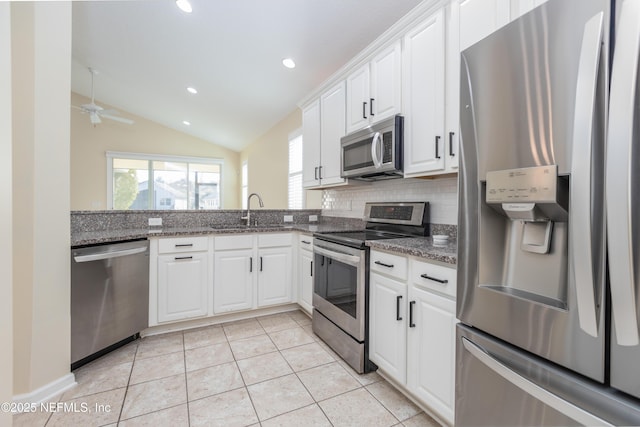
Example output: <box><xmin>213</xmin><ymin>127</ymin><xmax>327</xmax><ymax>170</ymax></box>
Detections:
<box><xmin>71</xmin><ymin>223</ymin><xmax>364</xmax><ymax>247</ymax></box>
<box><xmin>366</xmin><ymin>237</ymin><xmax>457</xmax><ymax>265</ymax></box>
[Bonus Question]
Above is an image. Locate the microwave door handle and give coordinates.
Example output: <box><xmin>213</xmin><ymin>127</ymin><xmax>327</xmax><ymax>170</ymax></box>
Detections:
<box><xmin>569</xmin><ymin>11</ymin><xmax>604</xmax><ymax>338</ymax></box>
<box><xmin>371</xmin><ymin>132</ymin><xmax>383</xmax><ymax>168</ymax></box>
<box><xmin>607</xmin><ymin>0</ymin><xmax>640</xmax><ymax>346</ymax></box>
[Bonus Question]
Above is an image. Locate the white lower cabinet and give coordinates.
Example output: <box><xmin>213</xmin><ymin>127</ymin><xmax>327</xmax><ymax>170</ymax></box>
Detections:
<box><xmin>406</xmin><ymin>283</ymin><xmax>457</xmax><ymax>424</ymax></box>
<box><xmin>257</xmin><ymin>246</ymin><xmax>293</xmax><ymax>307</ymax></box>
<box><xmin>369</xmin><ymin>272</ymin><xmax>407</xmax><ymax>383</ymax></box>
<box><xmin>213</xmin><ymin>233</ymin><xmax>293</xmax><ymax>315</ymax></box>
<box><xmin>368</xmin><ymin>249</ymin><xmax>457</xmax><ymax>425</ymax></box>
<box><xmin>152</xmin><ymin>236</ymin><xmax>212</xmax><ymax>324</ymax></box>
<box><xmin>298</xmin><ymin>236</ymin><xmax>314</xmax><ymax>314</ymax></box>
<box><xmin>214</xmin><ymin>248</ymin><xmax>254</xmax><ymax>314</ymax></box>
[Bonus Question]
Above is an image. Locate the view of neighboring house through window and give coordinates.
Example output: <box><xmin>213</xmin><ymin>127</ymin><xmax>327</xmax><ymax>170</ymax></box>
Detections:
<box><xmin>288</xmin><ymin>130</ymin><xmax>303</xmax><ymax>209</ymax></box>
<box><xmin>241</xmin><ymin>161</ymin><xmax>248</xmax><ymax>209</ymax></box>
<box><xmin>109</xmin><ymin>152</ymin><xmax>222</xmax><ymax>210</ymax></box>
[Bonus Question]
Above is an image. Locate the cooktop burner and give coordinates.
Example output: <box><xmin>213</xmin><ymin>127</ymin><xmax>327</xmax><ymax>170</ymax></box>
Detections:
<box><xmin>314</xmin><ymin>202</ymin><xmax>430</xmax><ymax>249</ymax></box>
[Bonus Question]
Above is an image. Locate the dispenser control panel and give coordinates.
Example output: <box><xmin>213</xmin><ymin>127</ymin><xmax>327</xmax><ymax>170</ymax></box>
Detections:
<box><xmin>486</xmin><ymin>165</ymin><xmax>558</xmax><ymax>204</ymax></box>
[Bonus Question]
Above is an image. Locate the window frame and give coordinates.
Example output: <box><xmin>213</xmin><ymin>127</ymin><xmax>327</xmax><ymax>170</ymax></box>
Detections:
<box><xmin>288</xmin><ymin>128</ymin><xmax>304</xmax><ymax>210</ymax></box>
<box><xmin>106</xmin><ymin>151</ymin><xmax>224</xmax><ymax>210</ymax></box>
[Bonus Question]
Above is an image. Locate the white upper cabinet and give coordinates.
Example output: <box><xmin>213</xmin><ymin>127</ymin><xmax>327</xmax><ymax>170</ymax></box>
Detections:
<box><xmin>457</xmin><ymin>0</ymin><xmax>510</xmax><ymax>51</ymax></box>
<box><xmin>302</xmin><ymin>100</ymin><xmax>321</xmax><ymax>188</ymax></box>
<box><xmin>346</xmin><ymin>41</ymin><xmax>402</xmax><ymax>133</ymax></box>
<box><xmin>403</xmin><ymin>9</ymin><xmax>446</xmax><ymax>177</ymax></box>
<box><xmin>302</xmin><ymin>82</ymin><xmax>347</xmax><ymax>189</ymax></box>
<box><xmin>319</xmin><ymin>81</ymin><xmax>347</xmax><ymax>187</ymax></box>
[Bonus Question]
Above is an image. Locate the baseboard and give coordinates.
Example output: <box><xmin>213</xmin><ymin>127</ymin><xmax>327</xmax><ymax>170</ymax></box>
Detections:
<box><xmin>13</xmin><ymin>373</ymin><xmax>76</xmax><ymax>405</ymax></box>
<box><xmin>142</xmin><ymin>303</ymin><xmax>302</xmax><ymax>337</ymax></box>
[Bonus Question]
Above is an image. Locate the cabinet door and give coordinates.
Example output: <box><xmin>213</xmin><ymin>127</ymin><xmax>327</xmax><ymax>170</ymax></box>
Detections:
<box><xmin>319</xmin><ymin>81</ymin><xmax>347</xmax><ymax>186</ymax></box>
<box><xmin>457</xmin><ymin>0</ymin><xmax>510</xmax><ymax>51</ymax></box>
<box><xmin>403</xmin><ymin>10</ymin><xmax>446</xmax><ymax>176</ymax></box>
<box><xmin>369</xmin><ymin>272</ymin><xmax>407</xmax><ymax>384</ymax></box>
<box><xmin>214</xmin><ymin>249</ymin><xmax>254</xmax><ymax>314</ymax></box>
<box><xmin>509</xmin><ymin>0</ymin><xmax>548</xmax><ymax>21</ymax></box>
<box><xmin>298</xmin><ymin>249</ymin><xmax>314</xmax><ymax>314</ymax></box>
<box><xmin>157</xmin><ymin>252</ymin><xmax>208</xmax><ymax>323</ymax></box>
<box><xmin>302</xmin><ymin>100</ymin><xmax>321</xmax><ymax>188</ymax></box>
<box><xmin>407</xmin><ymin>286</ymin><xmax>457</xmax><ymax>425</ymax></box>
<box><xmin>346</xmin><ymin>64</ymin><xmax>370</xmax><ymax>134</ymax></box>
<box><xmin>445</xmin><ymin>1</ymin><xmax>461</xmax><ymax>172</ymax></box>
<box><xmin>370</xmin><ymin>41</ymin><xmax>402</xmax><ymax>125</ymax></box>
<box><xmin>257</xmin><ymin>247</ymin><xmax>293</xmax><ymax>307</ymax></box>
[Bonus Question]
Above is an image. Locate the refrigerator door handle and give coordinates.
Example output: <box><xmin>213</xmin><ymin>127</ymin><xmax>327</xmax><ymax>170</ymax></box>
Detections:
<box><xmin>569</xmin><ymin>12</ymin><xmax>604</xmax><ymax>338</ymax></box>
<box><xmin>462</xmin><ymin>337</ymin><xmax>614</xmax><ymax>427</ymax></box>
<box><xmin>607</xmin><ymin>0</ymin><xmax>640</xmax><ymax>346</ymax></box>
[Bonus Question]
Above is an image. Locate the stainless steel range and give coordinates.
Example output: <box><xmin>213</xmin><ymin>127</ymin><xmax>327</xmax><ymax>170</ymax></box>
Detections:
<box><xmin>312</xmin><ymin>202</ymin><xmax>429</xmax><ymax>373</ymax></box>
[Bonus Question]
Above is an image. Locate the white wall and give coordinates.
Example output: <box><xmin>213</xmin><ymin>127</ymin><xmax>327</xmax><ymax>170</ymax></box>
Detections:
<box><xmin>12</xmin><ymin>2</ymin><xmax>73</xmax><ymax>398</ymax></box>
<box><xmin>322</xmin><ymin>177</ymin><xmax>458</xmax><ymax>224</ymax></box>
<box><xmin>1</xmin><ymin>3</ymin><xmax>14</xmax><ymax>425</ymax></box>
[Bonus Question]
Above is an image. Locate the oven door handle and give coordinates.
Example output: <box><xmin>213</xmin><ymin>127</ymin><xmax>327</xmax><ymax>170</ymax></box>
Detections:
<box><xmin>313</xmin><ymin>246</ymin><xmax>361</xmax><ymax>267</ymax></box>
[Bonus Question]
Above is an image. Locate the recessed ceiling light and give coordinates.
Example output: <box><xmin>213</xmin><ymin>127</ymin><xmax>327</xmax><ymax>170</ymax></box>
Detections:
<box><xmin>187</xmin><ymin>87</ymin><xmax>198</xmax><ymax>94</ymax></box>
<box><xmin>176</xmin><ymin>0</ymin><xmax>192</xmax><ymax>13</ymax></box>
<box><xmin>183</xmin><ymin>120</ymin><xmax>191</xmax><ymax>126</ymax></box>
<box><xmin>282</xmin><ymin>58</ymin><xmax>296</xmax><ymax>69</ymax></box>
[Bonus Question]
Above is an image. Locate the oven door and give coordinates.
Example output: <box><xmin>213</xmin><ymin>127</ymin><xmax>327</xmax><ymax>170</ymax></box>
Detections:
<box><xmin>313</xmin><ymin>240</ymin><xmax>366</xmax><ymax>341</ymax></box>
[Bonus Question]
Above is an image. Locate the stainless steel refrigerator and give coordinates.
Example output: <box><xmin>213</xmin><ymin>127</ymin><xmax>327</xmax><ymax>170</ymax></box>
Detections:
<box><xmin>456</xmin><ymin>0</ymin><xmax>640</xmax><ymax>425</ymax></box>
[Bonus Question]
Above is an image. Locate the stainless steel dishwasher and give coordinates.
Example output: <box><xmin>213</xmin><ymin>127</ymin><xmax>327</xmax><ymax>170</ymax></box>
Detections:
<box><xmin>71</xmin><ymin>239</ymin><xmax>149</xmax><ymax>369</ymax></box>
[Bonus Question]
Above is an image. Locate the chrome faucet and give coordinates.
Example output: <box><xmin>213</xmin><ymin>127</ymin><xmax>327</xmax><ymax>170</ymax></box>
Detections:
<box><xmin>241</xmin><ymin>193</ymin><xmax>264</xmax><ymax>226</ymax></box>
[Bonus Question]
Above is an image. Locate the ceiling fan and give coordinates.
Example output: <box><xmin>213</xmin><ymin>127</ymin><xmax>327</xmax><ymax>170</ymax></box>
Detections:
<box><xmin>72</xmin><ymin>67</ymin><xmax>134</xmax><ymax>126</ymax></box>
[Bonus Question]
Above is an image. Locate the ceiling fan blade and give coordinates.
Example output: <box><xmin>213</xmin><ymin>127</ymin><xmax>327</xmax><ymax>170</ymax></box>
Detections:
<box><xmin>71</xmin><ymin>105</ymin><xmax>84</xmax><ymax>111</ymax></box>
<box><xmin>100</xmin><ymin>113</ymin><xmax>134</xmax><ymax>125</ymax></box>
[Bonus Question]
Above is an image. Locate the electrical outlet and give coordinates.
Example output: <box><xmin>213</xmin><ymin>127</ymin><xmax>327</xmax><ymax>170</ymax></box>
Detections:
<box><xmin>284</xmin><ymin>215</ymin><xmax>294</xmax><ymax>223</ymax></box>
<box><xmin>148</xmin><ymin>217</ymin><xmax>162</xmax><ymax>227</ymax></box>
<box><xmin>309</xmin><ymin>215</ymin><xmax>318</xmax><ymax>222</ymax></box>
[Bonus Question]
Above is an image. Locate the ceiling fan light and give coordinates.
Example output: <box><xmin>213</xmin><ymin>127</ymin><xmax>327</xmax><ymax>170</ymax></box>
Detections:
<box><xmin>176</xmin><ymin>0</ymin><xmax>192</xmax><ymax>13</ymax></box>
<box><xmin>187</xmin><ymin>87</ymin><xmax>198</xmax><ymax>94</ymax></box>
<box><xmin>282</xmin><ymin>58</ymin><xmax>296</xmax><ymax>69</ymax></box>
<box><xmin>183</xmin><ymin>120</ymin><xmax>191</xmax><ymax>126</ymax></box>
<box><xmin>90</xmin><ymin>113</ymin><xmax>101</xmax><ymax>124</ymax></box>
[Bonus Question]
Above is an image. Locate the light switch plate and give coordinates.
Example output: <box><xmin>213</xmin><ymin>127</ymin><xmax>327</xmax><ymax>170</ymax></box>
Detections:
<box><xmin>309</xmin><ymin>215</ymin><xmax>318</xmax><ymax>222</ymax></box>
<box><xmin>148</xmin><ymin>217</ymin><xmax>162</xmax><ymax>226</ymax></box>
<box><xmin>284</xmin><ymin>215</ymin><xmax>294</xmax><ymax>222</ymax></box>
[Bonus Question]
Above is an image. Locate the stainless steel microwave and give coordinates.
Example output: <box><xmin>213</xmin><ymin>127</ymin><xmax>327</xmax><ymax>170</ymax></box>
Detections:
<box><xmin>340</xmin><ymin>115</ymin><xmax>403</xmax><ymax>180</ymax></box>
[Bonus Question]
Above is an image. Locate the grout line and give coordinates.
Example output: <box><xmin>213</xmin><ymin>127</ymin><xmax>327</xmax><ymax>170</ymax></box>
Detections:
<box><xmin>115</xmin><ymin>338</ymin><xmax>139</xmax><ymax>424</ymax></box>
<box><xmin>181</xmin><ymin>332</ymin><xmax>192</xmax><ymax>427</ymax></box>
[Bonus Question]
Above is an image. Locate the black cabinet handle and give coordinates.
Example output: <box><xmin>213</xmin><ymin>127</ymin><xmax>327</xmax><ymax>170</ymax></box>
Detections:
<box><xmin>420</xmin><ymin>273</ymin><xmax>448</xmax><ymax>284</ymax></box>
<box><xmin>370</xmin><ymin>98</ymin><xmax>375</xmax><ymax>116</ymax></box>
<box><xmin>409</xmin><ymin>301</ymin><xmax>416</xmax><ymax>328</ymax></box>
<box><xmin>301</xmin><ymin>240</ymin><xmax>311</xmax><ymax>245</ymax></box>
<box><xmin>250</xmin><ymin>257</ymin><xmax>253</xmax><ymax>272</ymax></box>
<box><xmin>260</xmin><ymin>256</ymin><xmax>263</xmax><ymax>272</ymax></box>
<box><xmin>310</xmin><ymin>261</ymin><xmax>313</xmax><ymax>277</ymax></box>
<box><xmin>174</xmin><ymin>256</ymin><xmax>192</xmax><ymax>260</ymax></box>
<box><xmin>435</xmin><ymin>135</ymin><xmax>441</xmax><ymax>159</ymax></box>
<box><xmin>362</xmin><ymin>101</ymin><xmax>368</xmax><ymax>119</ymax></box>
<box><xmin>449</xmin><ymin>131</ymin><xmax>455</xmax><ymax>157</ymax></box>
<box><xmin>175</xmin><ymin>243</ymin><xmax>193</xmax><ymax>247</ymax></box>
<box><xmin>374</xmin><ymin>260</ymin><xmax>394</xmax><ymax>268</ymax></box>
<box><xmin>319</xmin><ymin>166</ymin><xmax>323</xmax><ymax>179</ymax></box>
<box><xmin>314</xmin><ymin>167</ymin><xmax>318</xmax><ymax>180</ymax></box>
<box><xmin>396</xmin><ymin>295</ymin><xmax>403</xmax><ymax>321</ymax></box>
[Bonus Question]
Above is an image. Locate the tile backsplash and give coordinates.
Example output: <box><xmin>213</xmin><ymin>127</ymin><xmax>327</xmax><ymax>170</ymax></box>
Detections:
<box><xmin>321</xmin><ymin>177</ymin><xmax>458</xmax><ymax>225</ymax></box>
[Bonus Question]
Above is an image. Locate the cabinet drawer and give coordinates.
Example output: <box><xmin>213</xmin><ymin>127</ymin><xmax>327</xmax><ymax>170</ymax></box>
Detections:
<box><xmin>298</xmin><ymin>234</ymin><xmax>314</xmax><ymax>250</ymax></box>
<box><xmin>258</xmin><ymin>233</ymin><xmax>293</xmax><ymax>248</ymax></box>
<box><xmin>215</xmin><ymin>235</ymin><xmax>254</xmax><ymax>251</ymax></box>
<box><xmin>370</xmin><ymin>250</ymin><xmax>408</xmax><ymax>281</ymax></box>
<box><xmin>411</xmin><ymin>259</ymin><xmax>456</xmax><ymax>299</ymax></box>
<box><xmin>158</xmin><ymin>236</ymin><xmax>208</xmax><ymax>254</ymax></box>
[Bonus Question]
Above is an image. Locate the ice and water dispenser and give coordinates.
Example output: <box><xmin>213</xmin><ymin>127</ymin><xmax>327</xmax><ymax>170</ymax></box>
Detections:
<box><xmin>480</xmin><ymin>165</ymin><xmax>570</xmax><ymax>308</ymax></box>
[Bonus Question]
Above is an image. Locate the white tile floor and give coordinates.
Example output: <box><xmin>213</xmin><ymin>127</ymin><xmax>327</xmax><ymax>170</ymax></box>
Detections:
<box><xmin>13</xmin><ymin>310</ymin><xmax>443</xmax><ymax>427</ymax></box>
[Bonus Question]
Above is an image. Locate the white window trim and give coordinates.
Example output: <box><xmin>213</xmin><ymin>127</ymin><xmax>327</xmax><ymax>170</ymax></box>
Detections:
<box><xmin>106</xmin><ymin>151</ymin><xmax>224</xmax><ymax>210</ymax></box>
<box><xmin>288</xmin><ymin>128</ymin><xmax>304</xmax><ymax>209</ymax></box>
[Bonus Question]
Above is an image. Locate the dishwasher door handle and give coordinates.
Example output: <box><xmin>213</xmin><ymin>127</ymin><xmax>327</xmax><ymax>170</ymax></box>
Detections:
<box><xmin>74</xmin><ymin>246</ymin><xmax>148</xmax><ymax>263</ymax></box>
